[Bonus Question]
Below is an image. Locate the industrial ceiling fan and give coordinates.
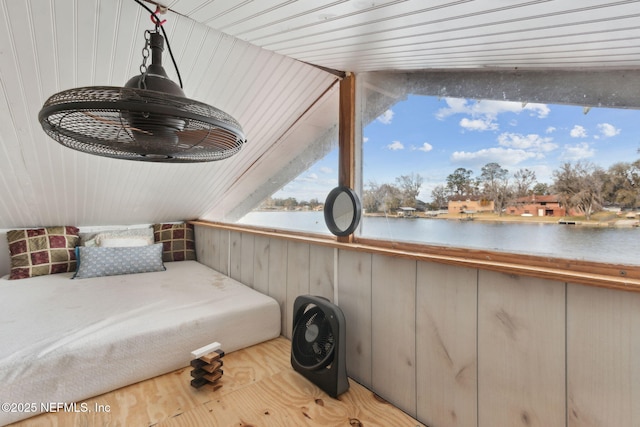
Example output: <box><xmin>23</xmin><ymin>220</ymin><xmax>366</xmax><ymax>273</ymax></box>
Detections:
<box><xmin>38</xmin><ymin>0</ymin><xmax>246</xmax><ymax>163</ymax></box>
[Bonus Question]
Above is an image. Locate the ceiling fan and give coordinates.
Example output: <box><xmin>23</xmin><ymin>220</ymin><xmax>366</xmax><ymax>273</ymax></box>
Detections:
<box><xmin>38</xmin><ymin>0</ymin><xmax>246</xmax><ymax>163</ymax></box>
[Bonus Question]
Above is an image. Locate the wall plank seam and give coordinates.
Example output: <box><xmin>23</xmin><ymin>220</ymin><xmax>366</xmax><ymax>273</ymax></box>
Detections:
<box><xmin>564</xmin><ymin>281</ymin><xmax>568</xmax><ymax>427</ymax></box>
<box><xmin>227</xmin><ymin>230</ymin><xmax>231</xmax><ymax>277</ymax></box>
<box><xmin>334</xmin><ymin>248</ymin><xmax>339</xmax><ymax>304</ymax></box>
<box><xmin>369</xmin><ymin>251</ymin><xmax>374</xmax><ymax>395</ymax></box>
<box><xmin>413</xmin><ymin>260</ymin><xmax>418</xmax><ymax>419</ymax></box>
<box><xmin>475</xmin><ymin>268</ymin><xmax>480</xmax><ymax>427</ymax></box>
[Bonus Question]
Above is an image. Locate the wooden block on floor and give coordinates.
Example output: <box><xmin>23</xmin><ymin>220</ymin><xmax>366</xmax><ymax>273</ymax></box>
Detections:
<box><xmin>190</xmin><ymin>368</ymin><xmax>208</xmax><ymax>379</ymax></box>
<box><xmin>190</xmin><ymin>377</ymin><xmax>209</xmax><ymax>389</ymax></box>
<box><xmin>191</xmin><ymin>341</ymin><xmax>221</xmax><ymax>359</ymax></box>
<box><xmin>200</xmin><ymin>349</ymin><xmax>225</xmax><ymax>364</ymax></box>
<box><xmin>203</xmin><ymin>369</ymin><xmax>223</xmax><ymax>383</ymax></box>
<box><xmin>190</xmin><ymin>358</ymin><xmax>208</xmax><ymax>369</ymax></box>
<box><xmin>190</xmin><ymin>347</ymin><xmax>225</xmax><ymax>389</ymax></box>
<box><xmin>202</xmin><ymin>360</ymin><xmax>223</xmax><ymax>373</ymax></box>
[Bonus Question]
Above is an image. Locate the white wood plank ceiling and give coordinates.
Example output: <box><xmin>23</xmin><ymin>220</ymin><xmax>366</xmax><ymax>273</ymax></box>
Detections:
<box><xmin>1</xmin><ymin>0</ymin><xmax>639</xmax><ymax>235</ymax></box>
<box><xmin>165</xmin><ymin>0</ymin><xmax>640</xmax><ymax>71</ymax></box>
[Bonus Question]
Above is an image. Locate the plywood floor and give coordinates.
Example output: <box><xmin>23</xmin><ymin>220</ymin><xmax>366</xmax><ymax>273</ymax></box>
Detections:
<box><xmin>10</xmin><ymin>337</ymin><xmax>424</xmax><ymax>426</ymax></box>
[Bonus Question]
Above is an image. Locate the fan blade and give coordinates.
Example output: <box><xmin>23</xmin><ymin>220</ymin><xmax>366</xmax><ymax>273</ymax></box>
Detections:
<box><xmin>292</xmin><ymin>304</ymin><xmax>336</xmax><ymax>369</ymax></box>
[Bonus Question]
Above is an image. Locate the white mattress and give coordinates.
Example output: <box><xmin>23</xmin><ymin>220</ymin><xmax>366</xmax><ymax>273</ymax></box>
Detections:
<box><xmin>0</xmin><ymin>261</ymin><xmax>281</xmax><ymax>426</ymax></box>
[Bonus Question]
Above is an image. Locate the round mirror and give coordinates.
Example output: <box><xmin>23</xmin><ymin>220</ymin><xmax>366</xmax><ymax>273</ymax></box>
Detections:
<box><xmin>324</xmin><ymin>186</ymin><xmax>362</xmax><ymax>236</ymax></box>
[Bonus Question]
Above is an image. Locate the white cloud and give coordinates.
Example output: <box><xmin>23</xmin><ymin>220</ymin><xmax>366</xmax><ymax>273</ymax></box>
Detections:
<box><xmin>546</xmin><ymin>126</ymin><xmax>556</xmax><ymax>134</ymax></box>
<box><xmin>570</xmin><ymin>125</ymin><xmax>587</xmax><ymax>138</ymax></box>
<box><xmin>296</xmin><ymin>173</ymin><xmax>319</xmax><ymax>183</ymax></box>
<box><xmin>377</xmin><ymin>109</ymin><xmax>394</xmax><ymax>125</ymax></box>
<box><xmin>449</xmin><ymin>132</ymin><xmax>557</xmax><ymax>169</ymax></box>
<box><xmin>524</xmin><ymin>103</ymin><xmax>550</xmax><ymax>118</ymax></box>
<box><xmin>319</xmin><ymin>166</ymin><xmax>333</xmax><ymax>174</ymax></box>
<box><xmin>436</xmin><ymin>98</ymin><xmax>550</xmax><ymax>121</ymax></box>
<box><xmin>363</xmin><ymin>136</ymin><xmax>369</xmax><ymax>143</ymax></box>
<box><xmin>387</xmin><ymin>141</ymin><xmax>404</xmax><ymax>150</ymax></box>
<box><xmin>415</xmin><ymin>142</ymin><xmax>433</xmax><ymax>152</ymax></box>
<box><xmin>598</xmin><ymin>123</ymin><xmax>620</xmax><ymax>137</ymax></box>
<box><xmin>497</xmin><ymin>132</ymin><xmax>558</xmax><ymax>152</ymax></box>
<box><xmin>436</xmin><ymin>98</ymin><xmax>468</xmax><ymax>119</ymax></box>
<box><xmin>451</xmin><ymin>147</ymin><xmax>539</xmax><ymax>166</ymax></box>
<box><xmin>561</xmin><ymin>142</ymin><xmax>594</xmax><ymax>160</ymax></box>
<box><xmin>459</xmin><ymin>118</ymin><xmax>498</xmax><ymax>132</ymax></box>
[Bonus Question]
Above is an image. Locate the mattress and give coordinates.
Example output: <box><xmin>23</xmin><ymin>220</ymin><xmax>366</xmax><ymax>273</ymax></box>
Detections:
<box><xmin>0</xmin><ymin>261</ymin><xmax>281</xmax><ymax>426</ymax></box>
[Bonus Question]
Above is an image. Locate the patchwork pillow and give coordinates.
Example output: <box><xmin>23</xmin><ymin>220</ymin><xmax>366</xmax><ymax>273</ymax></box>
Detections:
<box><xmin>153</xmin><ymin>223</ymin><xmax>196</xmax><ymax>262</ymax></box>
<box><xmin>74</xmin><ymin>243</ymin><xmax>166</xmax><ymax>279</ymax></box>
<box><xmin>7</xmin><ymin>226</ymin><xmax>80</xmax><ymax>280</ymax></box>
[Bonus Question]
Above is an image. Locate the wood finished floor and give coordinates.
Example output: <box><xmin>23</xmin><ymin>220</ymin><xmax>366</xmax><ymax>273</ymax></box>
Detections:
<box><xmin>10</xmin><ymin>337</ymin><xmax>424</xmax><ymax>426</ymax></box>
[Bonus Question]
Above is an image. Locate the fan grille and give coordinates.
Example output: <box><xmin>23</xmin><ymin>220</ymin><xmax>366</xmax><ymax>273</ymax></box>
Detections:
<box><xmin>292</xmin><ymin>305</ymin><xmax>335</xmax><ymax>370</ymax></box>
<box><xmin>39</xmin><ymin>86</ymin><xmax>246</xmax><ymax>162</ymax></box>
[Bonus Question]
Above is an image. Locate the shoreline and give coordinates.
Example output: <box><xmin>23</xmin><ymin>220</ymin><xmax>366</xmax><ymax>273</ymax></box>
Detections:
<box><xmin>364</xmin><ymin>211</ymin><xmax>639</xmax><ymax>228</ymax></box>
<box><xmin>252</xmin><ymin>208</ymin><xmax>639</xmax><ymax>227</ymax></box>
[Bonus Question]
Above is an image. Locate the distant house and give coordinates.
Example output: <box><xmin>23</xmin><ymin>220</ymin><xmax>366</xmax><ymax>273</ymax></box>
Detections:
<box><xmin>507</xmin><ymin>195</ymin><xmax>566</xmax><ymax>217</ymax></box>
<box><xmin>448</xmin><ymin>197</ymin><xmax>494</xmax><ymax>215</ymax></box>
<box><xmin>397</xmin><ymin>207</ymin><xmax>417</xmax><ymax>217</ymax></box>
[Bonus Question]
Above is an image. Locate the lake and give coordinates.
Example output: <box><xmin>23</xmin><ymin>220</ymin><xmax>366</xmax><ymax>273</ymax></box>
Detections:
<box><xmin>238</xmin><ymin>211</ymin><xmax>640</xmax><ymax>265</ymax></box>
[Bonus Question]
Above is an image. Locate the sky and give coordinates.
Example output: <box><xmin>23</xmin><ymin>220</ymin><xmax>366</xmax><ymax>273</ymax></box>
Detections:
<box><xmin>273</xmin><ymin>94</ymin><xmax>640</xmax><ymax>203</ymax></box>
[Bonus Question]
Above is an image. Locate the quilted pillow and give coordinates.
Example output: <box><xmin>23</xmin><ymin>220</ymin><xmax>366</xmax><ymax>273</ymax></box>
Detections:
<box><xmin>153</xmin><ymin>223</ymin><xmax>196</xmax><ymax>262</ymax></box>
<box><xmin>74</xmin><ymin>243</ymin><xmax>166</xmax><ymax>279</ymax></box>
<box><xmin>7</xmin><ymin>226</ymin><xmax>80</xmax><ymax>280</ymax></box>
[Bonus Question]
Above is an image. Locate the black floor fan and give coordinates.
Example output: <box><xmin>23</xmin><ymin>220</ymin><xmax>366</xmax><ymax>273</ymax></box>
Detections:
<box><xmin>291</xmin><ymin>295</ymin><xmax>349</xmax><ymax>398</ymax></box>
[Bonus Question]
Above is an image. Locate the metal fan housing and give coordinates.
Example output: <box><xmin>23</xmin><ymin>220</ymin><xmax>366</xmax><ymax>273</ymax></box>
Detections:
<box><xmin>38</xmin><ymin>30</ymin><xmax>246</xmax><ymax>162</ymax></box>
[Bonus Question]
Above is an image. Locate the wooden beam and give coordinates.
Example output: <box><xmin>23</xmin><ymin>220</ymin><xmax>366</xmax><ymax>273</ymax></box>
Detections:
<box><xmin>338</xmin><ymin>73</ymin><xmax>356</xmax><ymax>243</ymax></box>
<box><xmin>339</xmin><ymin>73</ymin><xmax>356</xmax><ymax>188</ymax></box>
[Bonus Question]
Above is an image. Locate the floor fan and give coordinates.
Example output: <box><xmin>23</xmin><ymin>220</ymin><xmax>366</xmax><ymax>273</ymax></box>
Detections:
<box><xmin>291</xmin><ymin>295</ymin><xmax>349</xmax><ymax>398</ymax></box>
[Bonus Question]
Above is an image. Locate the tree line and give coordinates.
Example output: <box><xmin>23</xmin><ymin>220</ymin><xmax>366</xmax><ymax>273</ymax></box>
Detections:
<box><xmin>262</xmin><ymin>158</ymin><xmax>640</xmax><ymax>220</ymax></box>
<box><xmin>259</xmin><ymin>196</ymin><xmax>323</xmax><ymax>210</ymax></box>
<box><xmin>362</xmin><ymin>159</ymin><xmax>640</xmax><ymax>220</ymax></box>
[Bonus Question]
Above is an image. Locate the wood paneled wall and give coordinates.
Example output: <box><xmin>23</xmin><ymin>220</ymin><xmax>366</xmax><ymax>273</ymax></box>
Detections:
<box><xmin>195</xmin><ymin>225</ymin><xmax>640</xmax><ymax>427</ymax></box>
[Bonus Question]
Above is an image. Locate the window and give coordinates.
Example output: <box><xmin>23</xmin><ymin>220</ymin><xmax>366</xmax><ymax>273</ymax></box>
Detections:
<box><xmin>358</xmin><ymin>72</ymin><xmax>640</xmax><ymax>265</ymax></box>
<box><xmin>236</xmin><ymin>138</ymin><xmax>339</xmax><ymax>235</ymax></box>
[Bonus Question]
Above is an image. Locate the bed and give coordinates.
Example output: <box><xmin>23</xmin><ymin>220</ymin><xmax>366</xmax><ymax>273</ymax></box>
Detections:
<box><xmin>0</xmin><ymin>260</ymin><xmax>281</xmax><ymax>426</ymax></box>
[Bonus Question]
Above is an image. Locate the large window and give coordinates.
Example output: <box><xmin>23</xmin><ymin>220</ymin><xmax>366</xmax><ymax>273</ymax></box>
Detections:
<box><xmin>232</xmin><ymin>71</ymin><xmax>640</xmax><ymax>267</ymax></box>
<box><xmin>359</xmin><ymin>73</ymin><xmax>640</xmax><ymax>265</ymax></box>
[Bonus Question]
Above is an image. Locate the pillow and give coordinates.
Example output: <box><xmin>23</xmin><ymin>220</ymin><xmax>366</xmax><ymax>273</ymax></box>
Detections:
<box><xmin>7</xmin><ymin>226</ymin><xmax>79</xmax><ymax>280</ymax></box>
<box><xmin>74</xmin><ymin>243</ymin><xmax>166</xmax><ymax>279</ymax></box>
<box><xmin>153</xmin><ymin>223</ymin><xmax>196</xmax><ymax>262</ymax></box>
<box><xmin>98</xmin><ymin>236</ymin><xmax>151</xmax><ymax>247</ymax></box>
<box><xmin>84</xmin><ymin>227</ymin><xmax>154</xmax><ymax>247</ymax></box>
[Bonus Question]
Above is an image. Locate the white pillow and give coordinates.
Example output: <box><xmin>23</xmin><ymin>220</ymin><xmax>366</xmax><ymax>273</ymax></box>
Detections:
<box><xmin>85</xmin><ymin>227</ymin><xmax>155</xmax><ymax>247</ymax></box>
<box><xmin>98</xmin><ymin>236</ymin><xmax>152</xmax><ymax>247</ymax></box>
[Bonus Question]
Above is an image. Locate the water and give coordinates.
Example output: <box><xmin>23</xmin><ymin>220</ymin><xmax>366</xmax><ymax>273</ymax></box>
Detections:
<box><xmin>238</xmin><ymin>211</ymin><xmax>640</xmax><ymax>265</ymax></box>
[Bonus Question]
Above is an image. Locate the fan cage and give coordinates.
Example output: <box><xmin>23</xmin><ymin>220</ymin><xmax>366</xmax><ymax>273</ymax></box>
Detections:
<box><xmin>39</xmin><ymin>86</ymin><xmax>246</xmax><ymax>162</ymax></box>
<box><xmin>292</xmin><ymin>304</ymin><xmax>336</xmax><ymax>370</ymax></box>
